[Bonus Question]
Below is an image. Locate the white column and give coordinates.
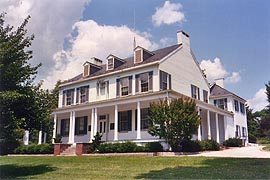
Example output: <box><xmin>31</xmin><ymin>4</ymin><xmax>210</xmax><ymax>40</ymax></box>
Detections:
<box><xmin>74</xmin><ymin>88</ymin><xmax>77</xmax><ymax>105</ymax></box>
<box><xmin>224</xmin><ymin>116</ymin><xmax>227</xmax><ymax>140</ymax></box>
<box><xmin>68</xmin><ymin>111</ymin><xmax>75</xmax><ymax>144</ymax></box>
<box><xmin>114</xmin><ymin>104</ymin><xmax>118</xmax><ymax>141</ymax></box>
<box><xmin>23</xmin><ymin>130</ymin><xmax>29</xmax><ymax>145</ymax></box>
<box><xmin>132</xmin><ymin>74</ymin><xmax>135</xmax><ymax>95</ymax></box>
<box><xmin>52</xmin><ymin>114</ymin><xmax>57</xmax><ymax>144</ymax></box>
<box><xmin>90</xmin><ymin>109</ymin><xmax>95</xmax><ymax>142</ymax></box>
<box><xmin>215</xmin><ymin>113</ymin><xmax>220</xmax><ymax>143</ymax></box>
<box><xmin>197</xmin><ymin>107</ymin><xmax>202</xmax><ymax>141</ymax></box>
<box><xmin>137</xmin><ymin>101</ymin><xmax>141</xmax><ymax>139</ymax></box>
<box><xmin>38</xmin><ymin>131</ymin><xmax>42</xmax><ymax>144</ymax></box>
<box><xmin>207</xmin><ymin>110</ymin><xmax>211</xmax><ymax>139</ymax></box>
<box><xmin>94</xmin><ymin>107</ymin><xmax>98</xmax><ymax>135</ymax></box>
<box><xmin>43</xmin><ymin>132</ymin><xmax>47</xmax><ymax>143</ymax></box>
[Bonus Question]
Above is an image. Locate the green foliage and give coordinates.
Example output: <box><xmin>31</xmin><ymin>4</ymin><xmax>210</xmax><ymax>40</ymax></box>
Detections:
<box><xmin>265</xmin><ymin>81</ymin><xmax>270</xmax><ymax>115</ymax></box>
<box><xmin>181</xmin><ymin>140</ymin><xmax>201</xmax><ymax>152</ymax></box>
<box><xmin>53</xmin><ymin>134</ymin><xmax>62</xmax><ymax>143</ymax></box>
<box><xmin>199</xmin><ymin>139</ymin><xmax>220</xmax><ymax>151</ymax></box>
<box><xmin>13</xmin><ymin>144</ymin><xmax>53</xmax><ymax>154</ymax></box>
<box><xmin>148</xmin><ymin>98</ymin><xmax>200</xmax><ymax>151</ymax></box>
<box><xmin>98</xmin><ymin>142</ymin><xmax>140</xmax><ymax>153</ymax></box>
<box><xmin>223</xmin><ymin>138</ymin><xmax>242</xmax><ymax>147</ymax></box>
<box><xmin>145</xmin><ymin>142</ymin><xmax>163</xmax><ymax>152</ymax></box>
<box><xmin>88</xmin><ymin>132</ymin><xmax>103</xmax><ymax>153</ymax></box>
<box><xmin>257</xmin><ymin>137</ymin><xmax>270</xmax><ymax>144</ymax></box>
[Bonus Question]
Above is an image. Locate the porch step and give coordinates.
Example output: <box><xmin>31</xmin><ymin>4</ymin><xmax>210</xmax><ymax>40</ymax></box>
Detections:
<box><xmin>61</xmin><ymin>144</ymin><xmax>76</xmax><ymax>156</ymax></box>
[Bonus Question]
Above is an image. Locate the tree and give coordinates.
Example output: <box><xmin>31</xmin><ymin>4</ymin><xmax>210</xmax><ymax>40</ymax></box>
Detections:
<box><xmin>148</xmin><ymin>98</ymin><xmax>200</xmax><ymax>151</ymax></box>
<box><xmin>0</xmin><ymin>13</ymin><xmax>54</xmax><ymax>154</ymax></box>
<box><xmin>265</xmin><ymin>81</ymin><xmax>270</xmax><ymax>116</ymax></box>
<box><xmin>246</xmin><ymin>106</ymin><xmax>260</xmax><ymax>142</ymax></box>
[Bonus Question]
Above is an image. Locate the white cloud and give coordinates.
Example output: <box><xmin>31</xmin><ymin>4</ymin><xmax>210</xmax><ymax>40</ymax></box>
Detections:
<box><xmin>0</xmin><ymin>0</ymin><xmax>91</xmax><ymax>84</ymax></box>
<box><xmin>152</xmin><ymin>1</ymin><xmax>185</xmax><ymax>27</ymax></box>
<box><xmin>247</xmin><ymin>88</ymin><xmax>268</xmax><ymax>112</ymax></box>
<box><xmin>200</xmin><ymin>57</ymin><xmax>241</xmax><ymax>84</ymax></box>
<box><xmin>43</xmin><ymin>20</ymin><xmax>158</xmax><ymax>88</ymax></box>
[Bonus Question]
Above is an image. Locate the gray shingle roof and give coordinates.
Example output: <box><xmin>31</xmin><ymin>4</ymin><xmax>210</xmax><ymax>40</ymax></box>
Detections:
<box><xmin>210</xmin><ymin>84</ymin><xmax>246</xmax><ymax>101</ymax></box>
<box><xmin>61</xmin><ymin>44</ymin><xmax>181</xmax><ymax>85</ymax></box>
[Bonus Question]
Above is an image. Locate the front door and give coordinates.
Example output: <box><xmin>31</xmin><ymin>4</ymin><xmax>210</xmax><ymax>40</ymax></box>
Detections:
<box><xmin>98</xmin><ymin>115</ymin><xmax>108</xmax><ymax>141</ymax></box>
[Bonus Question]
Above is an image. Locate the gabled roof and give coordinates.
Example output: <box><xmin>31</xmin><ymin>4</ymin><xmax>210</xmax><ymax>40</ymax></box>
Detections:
<box><xmin>61</xmin><ymin>44</ymin><xmax>181</xmax><ymax>85</ymax></box>
<box><xmin>210</xmin><ymin>83</ymin><xmax>246</xmax><ymax>102</ymax></box>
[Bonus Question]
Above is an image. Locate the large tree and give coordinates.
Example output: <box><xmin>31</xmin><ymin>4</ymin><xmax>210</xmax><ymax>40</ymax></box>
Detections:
<box><xmin>246</xmin><ymin>106</ymin><xmax>260</xmax><ymax>142</ymax></box>
<box><xmin>265</xmin><ymin>81</ymin><xmax>270</xmax><ymax>116</ymax></box>
<box><xmin>148</xmin><ymin>97</ymin><xmax>200</xmax><ymax>151</ymax></box>
<box><xmin>0</xmin><ymin>13</ymin><xmax>55</xmax><ymax>154</ymax></box>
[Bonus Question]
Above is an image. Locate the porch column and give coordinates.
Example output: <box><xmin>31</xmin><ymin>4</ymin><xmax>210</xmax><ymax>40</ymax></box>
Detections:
<box><xmin>52</xmin><ymin>114</ymin><xmax>57</xmax><ymax>143</ymax></box>
<box><xmin>94</xmin><ymin>107</ymin><xmax>98</xmax><ymax>135</ymax></box>
<box><xmin>74</xmin><ymin>88</ymin><xmax>77</xmax><ymax>105</ymax></box>
<box><xmin>137</xmin><ymin>101</ymin><xmax>141</xmax><ymax>139</ymax></box>
<box><xmin>207</xmin><ymin>110</ymin><xmax>211</xmax><ymax>139</ymax></box>
<box><xmin>38</xmin><ymin>131</ymin><xmax>42</xmax><ymax>144</ymax></box>
<box><xmin>90</xmin><ymin>109</ymin><xmax>95</xmax><ymax>142</ymax></box>
<box><xmin>114</xmin><ymin>104</ymin><xmax>118</xmax><ymax>141</ymax></box>
<box><xmin>43</xmin><ymin>132</ymin><xmax>47</xmax><ymax>143</ymax></box>
<box><xmin>68</xmin><ymin>111</ymin><xmax>75</xmax><ymax>144</ymax></box>
<box><xmin>215</xmin><ymin>113</ymin><xmax>220</xmax><ymax>143</ymax></box>
<box><xmin>197</xmin><ymin>107</ymin><xmax>202</xmax><ymax>141</ymax></box>
<box><xmin>224</xmin><ymin>116</ymin><xmax>227</xmax><ymax>140</ymax></box>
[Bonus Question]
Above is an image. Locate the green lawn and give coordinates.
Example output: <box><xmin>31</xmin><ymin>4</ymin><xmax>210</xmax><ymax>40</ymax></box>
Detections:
<box><xmin>263</xmin><ymin>144</ymin><xmax>270</xmax><ymax>151</ymax></box>
<box><xmin>1</xmin><ymin>156</ymin><xmax>270</xmax><ymax>179</ymax></box>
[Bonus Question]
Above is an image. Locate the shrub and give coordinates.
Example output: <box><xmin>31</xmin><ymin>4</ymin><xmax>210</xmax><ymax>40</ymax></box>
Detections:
<box><xmin>54</xmin><ymin>134</ymin><xmax>62</xmax><ymax>143</ymax></box>
<box><xmin>199</xmin><ymin>139</ymin><xmax>220</xmax><ymax>151</ymax></box>
<box><xmin>13</xmin><ymin>144</ymin><xmax>53</xmax><ymax>154</ymax></box>
<box><xmin>223</xmin><ymin>138</ymin><xmax>242</xmax><ymax>147</ymax></box>
<box><xmin>248</xmin><ymin>134</ymin><xmax>257</xmax><ymax>143</ymax></box>
<box><xmin>257</xmin><ymin>137</ymin><xmax>270</xmax><ymax>144</ymax></box>
<box><xmin>145</xmin><ymin>142</ymin><xmax>163</xmax><ymax>152</ymax></box>
<box><xmin>181</xmin><ymin>140</ymin><xmax>201</xmax><ymax>152</ymax></box>
<box><xmin>134</xmin><ymin>145</ymin><xmax>147</xmax><ymax>152</ymax></box>
<box><xmin>98</xmin><ymin>142</ymin><xmax>139</xmax><ymax>153</ymax></box>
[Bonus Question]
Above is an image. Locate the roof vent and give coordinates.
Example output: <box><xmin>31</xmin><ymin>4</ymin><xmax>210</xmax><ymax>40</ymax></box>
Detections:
<box><xmin>134</xmin><ymin>46</ymin><xmax>154</xmax><ymax>64</ymax></box>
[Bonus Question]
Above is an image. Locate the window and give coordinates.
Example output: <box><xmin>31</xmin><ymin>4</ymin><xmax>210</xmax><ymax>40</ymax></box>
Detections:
<box><xmin>76</xmin><ymin>86</ymin><xmax>89</xmax><ymax>104</ymax></box>
<box><xmin>107</xmin><ymin>58</ymin><xmax>114</xmax><ymax>70</ymax></box>
<box><xmin>116</xmin><ymin>76</ymin><xmax>132</xmax><ymax>97</ymax></box>
<box><xmin>60</xmin><ymin>119</ymin><xmax>69</xmax><ymax>136</ymax></box>
<box><xmin>118</xmin><ymin>110</ymin><xmax>132</xmax><ymax>132</ymax></box>
<box><xmin>62</xmin><ymin>89</ymin><xmax>75</xmax><ymax>106</ymax></box>
<box><xmin>214</xmin><ymin>98</ymin><xmax>227</xmax><ymax>110</ymax></box>
<box><xmin>135</xmin><ymin>108</ymin><xmax>150</xmax><ymax>130</ymax></box>
<box><xmin>240</xmin><ymin>102</ymin><xmax>245</xmax><ymax>114</ymax></box>
<box><xmin>235</xmin><ymin>125</ymin><xmax>241</xmax><ymax>138</ymax></box>
<box><xmin>234</xmin><ymin>100</ymin><xmax>239</xmax><ymax>112</ymax></box>
<box><xmin>191</xmin><ymin>85</ymin><xmax>200</xmax><ymax>100</ymax></box>
<box><xmin>242</xmin><ymin>127</ymin><xmax>247</xmax><ymax>137</ymax></box>
<box><xmin>160</xmin><ymin>70</ymin><xmax>171</xmax><ymax>90</ymax></box>
<box><xmin>97</xmin><ymin>81</ymin><xmax>109</xmax><ymax>97</ymax></box>
<box><xmin>110</xmin><ymin>123</ymin><xmax>115</xmax><ymax>130</ymax></box>
<box><xmin>203</xmin><ymin>90</ymin><xmax>208</xmax><ymax>103</ymax></box>
<box><xmin>136</xmin><ymin>72</ymin><xmax>153</xmax><ymax>93</ymax></box>
<box><xmin>75</xmin><ymin>116</ymin><xmax>87</xmax><ymax>135</ymax></box>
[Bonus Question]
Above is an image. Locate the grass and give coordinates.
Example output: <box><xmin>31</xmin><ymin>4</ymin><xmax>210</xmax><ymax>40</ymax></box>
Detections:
<box><xmin>1</xmin><ymin>156</ymin><xmax>270</xmax><ymax>179</ymax></box>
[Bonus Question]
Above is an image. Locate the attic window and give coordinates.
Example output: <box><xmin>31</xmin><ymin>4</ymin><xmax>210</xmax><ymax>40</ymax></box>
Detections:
<box><xmin>134</xmin><ymin>46</ymin><xmax>154</xmax><ymax>64</ymax></box>
<box><xmin>135</xmin><ymin>49</ymin><xmax>142</xmax><ymax>63</ymax></box>
<box><xmin>83</xmin><ymin>64</ymin><xmax>89</xmax><ymax>77</ymax></box>
<box><xmin>107</xmin><ymin>58</ymin><xmax>114</xmax><ymax>70</ymax></box>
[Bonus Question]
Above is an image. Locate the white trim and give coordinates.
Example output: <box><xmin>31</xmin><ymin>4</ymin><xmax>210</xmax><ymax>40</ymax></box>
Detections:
<box><xmin>207</xmin><ymin>110</ymin><xmax>211</xmax><ymax>139</ymax></box>
<box><xmin>137</xmin><ymin>101</ymin><xmax>141</xmax><ymax>139</ymax></box>
<box><xmin>114</xmin><ymin>105</ymin><xmax>118</xmax><ymax>141</ymax></box>
<box><xmin>215</xmin><ymin>113</ymin><xmax>220</xmax><ymax>143</ymax></box>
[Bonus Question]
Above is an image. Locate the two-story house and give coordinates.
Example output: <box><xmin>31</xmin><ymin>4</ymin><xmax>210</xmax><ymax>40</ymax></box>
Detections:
<box><xmin>52</xmin><ymin>31</ymin><xmax>248</xmax><ymax>148</ymax></box>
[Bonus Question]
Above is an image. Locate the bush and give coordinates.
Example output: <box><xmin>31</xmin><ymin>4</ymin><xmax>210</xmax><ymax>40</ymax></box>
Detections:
<box><xmin>98</xmin><ymin>142</ymin><xmax>140</xmax><ymax>153</ymax></box>
<box><xmin>248</xmin><ymin>134</ymin><xmax>257</xmax><ymax>143</ymax></box>
<box><xmin>134</xmin><ymin>145</ymin><xmax>147</xmax><ymax>152</ymax></box>
<box><xmin>145</xmin><ymin>142</ymin><xmax>163</xmax><ymax>152</ymax></box>
<box><xmin>223</xmin><ymin>138</ymin><xmax>242</xmax><ymax>147</ymax></box>
<box><xmin>181</xmin><ymin>140</ymin><xmax>201</xmax><ymax>152</ymax></box>
<box><xmin>257</xmin><ymin>137</ymin><xmax>270</xmax><ymax>144</ymax></box>
<box><xmin>199</xmin><ymin>139</ymin><xmax>220</xmax><ymax>151</ymax></box>
<box><xmin>13</xmin><ymin>144</ymin><xmax>53</xmax><ymax>154</ymax></box>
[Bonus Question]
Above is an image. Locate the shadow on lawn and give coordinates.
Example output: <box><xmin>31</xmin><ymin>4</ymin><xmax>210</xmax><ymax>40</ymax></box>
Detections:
<box><xmin>0</xmin><ymin>164</ymin><xmax>57</xmax><ymax>179</ymax></box>
<box><xmin>134</xmin><ymin>158</ymin><xmax>270</xmax><ymax>179</ymax></box>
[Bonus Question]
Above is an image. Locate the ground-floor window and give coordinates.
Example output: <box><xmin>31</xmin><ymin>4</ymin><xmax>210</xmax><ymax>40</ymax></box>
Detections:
<box><xmin>135</xmin><ymin>108</ymin><xmax>150</xmax><ymax>130</ymax></box>
<box><xmin>118</xmin><ymin>110</ymin><xmax>132</xmax><ymax>132</ymax></box>
<box><xmin>235</xmin><ymin>125</ymin><xmax>241</xmax><ymax>138</ymax></box>
<box><xmin>242</xmin><ymin>127</ymin><xmax>247</xmax><ymax>137</ymax></box>
<box><xmin>61</xmin><ymin>119</ymin><xmax>69</xmax><ymax>136</ymax></box>
<box><xmin>75</xmin><ymin>116</ymin><xmax>87</xmax><ymax>135</ymax></box>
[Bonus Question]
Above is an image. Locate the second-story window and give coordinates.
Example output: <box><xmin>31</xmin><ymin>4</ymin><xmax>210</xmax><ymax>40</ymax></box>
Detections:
<box><xmin>234</xmin><ymin>100</ymin><xmax>239</xmax><ymax>112</ymax></box>
<box><xmin>191</xmin><ymin>85</ymin><xmax>200</xmax><ymax>100</ymax></box>
<box><xmin>116</xmin><ymin>76</ymin><xmax>132</xmax><ymax>97</ymax></box>
<box><xmin>62</xmin><ymin>89</ymin><xmax>75</xmax><ymax>106</ymax></box>
<box><xmin>240</xmin><ymin>102</ymin><xmax>245</xmax><ymax>114</ymax></box>
<box><xmin>97</xmin><ymin>81</ymin><xmax>109</xmax><ymax>97</ymax></box>
<box><xmin>160</xmin><ymin>70</ymin><xmax>171</xmax><ymax>90</ymax></box>
<box><xmin>76</xmin><ymin>86</ymin><xmax>89</xmax><ymax>104</ymax></box>
<box><xmin>203</xmin><ymin>90</ymin><xmax>208</xmax><ymax>103</ymax></box>
<box><xmin>136</xmin><ymin>71</ymin><xmax>153</xmax><ymax>93</ymax></box>
<box><xmin>214</xmin><ymin>98</ymin><xmax>228</xmax><ymax>110</ymax></box>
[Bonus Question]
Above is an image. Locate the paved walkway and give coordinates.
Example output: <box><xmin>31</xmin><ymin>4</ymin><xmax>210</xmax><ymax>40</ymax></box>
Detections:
<box><xmin>191</xmin><ymin>145</ymin><xmax>270</xmax><ymax>158</ymax></box>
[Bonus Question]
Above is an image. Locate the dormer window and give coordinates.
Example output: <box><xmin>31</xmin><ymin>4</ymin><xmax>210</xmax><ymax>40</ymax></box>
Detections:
<box><xmin>134</xmin><ymin>46</ymin><xmax>154</xmax><ymax>64</ymax></box>
<box><xmin>107</xmin><ymin>55</ymin><xmax>125</xmax><ymax>70</ymax></box>
<box><xmin>83</xmin><ymin>61</ymin><xmax>102</xmax><ymax>77</ymax></box>
<box><xmin>83</xmin><ymin>63</ymin><xmax>90</xmax><ymax>77</ymax></box>
<box><xmin>107</xmin><ymin>58</ymin><xmax>114</xmax><ymax>70</ymax></box>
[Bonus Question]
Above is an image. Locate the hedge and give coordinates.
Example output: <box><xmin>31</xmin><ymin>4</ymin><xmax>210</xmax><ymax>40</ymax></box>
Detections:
<box><xmin>13</xmin><ymin>144</ymin><xmax>54</xmax><ymax>154</ymax></box>
<box><xmin>223</xmin><ymin>138</ymin><xmax>242</xmax><ymax>147</ymax></box>
<box><xmin>181</xmin><ymin>139</ymin><xmax>220</xmax><ymax>152</ymax></box>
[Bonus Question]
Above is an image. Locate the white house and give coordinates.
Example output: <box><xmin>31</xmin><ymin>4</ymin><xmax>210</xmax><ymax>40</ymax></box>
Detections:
<box><xmin>52</xmin><ymin>31</ymin><xmax>248</xmax><ymax>149</ymax></box>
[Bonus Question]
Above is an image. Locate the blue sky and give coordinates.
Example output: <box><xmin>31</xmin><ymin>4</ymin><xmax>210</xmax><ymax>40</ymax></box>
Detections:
<box><xmin>1</xmin><ymin>0</ymin><xmax>269</xmax><ymax>111</ymax></box>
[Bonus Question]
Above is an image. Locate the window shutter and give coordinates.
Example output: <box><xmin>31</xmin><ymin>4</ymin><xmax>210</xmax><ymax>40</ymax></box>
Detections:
<box><xmin>75</xmin><ymin>118</ymin><xmax>79</xmax><ymax>135</ymax></box>
<box><xmin>62</xmin><ymin>90</ymin><xmax>66</xmax><ymax>106</ymax></box>
<box><xmin>198</xmin><ymin>88</ymin><xmax>200</xmax><ymax>100</ymax></box>
<box><xmin>116</xmin><ymin>79</ymin><xmax>120</xmax><ymax>97</ymax></box>
<box><xmin>106</xmin><ymin>81</ymin><xmax>109</xmax><ymax>96</ymax></box>
<box><xmin>71</xmin><ymin>89</ymin><xmax>75</xmax><ymax>105</ymax></box>
<box><xmin>128</xmin><ymin>76</ymin><xmax>132</xmax><ymax>94</ymax></box>
<box><xmin>84</xmin><ymin>116</ymin><xmax>88</xmax><ymax>134</ymax></box>
<box><xmin>61</xmin><ymin>120</ymin><xmax>64</xmax><ymax>136</ymax></box>
<box><xmin>168</xmin><ymin>74</ymin><xmax>172</xmax><ymax>90</ymax></box>
<box><xmin>135</xmin><ymin>109</ymin><xmax>137</xmax><ymax>130</ymax></box>
<box><xmin>76</xmin><ymin>88</ymin><xmax>79</xmax><ymax>104</ymax></box>
<box><xmin>214</xmin><ymin>100</ymin><xmax>217</xmax><ymax>106</ymax></box>
<box><xmin>135</xmin><ymin>74</ymin><xmax>139</xmax><ymax>93</ymax></box>
<box><xmin>96</xmin><ymin>82</ymin><xmax>99</xmax><ymax>96</ymax></box>
<box><xmin>160</xmin><ymin>71</ymin><xmax>163</xmax><ymax>90</ymax></box>
<box><xmin>128</xmin><ymin>110</ymin><xmax>132</xmax><ymax>131</ymax></box>
<box><xmin>86</xmin><ymin>86</ymin><xmax>89</xmax><ymax>102</ymax></box>
<box><xmin>118</xmin><ymin>112</ymin><xmax>120</xmax><ymax>132</ymax></box>
<box><xmin>149</xmin><ymin>71</ymin><xmax>153</xmax><ymax>91</ymax></box>
<box><xmin>190</xmin><ymin>85</ymin><xmax>193</xmax><ymax>97</ymax></box>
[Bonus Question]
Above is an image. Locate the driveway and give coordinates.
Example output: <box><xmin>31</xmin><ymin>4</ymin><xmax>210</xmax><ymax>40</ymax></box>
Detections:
<box><xmin>190</xmin><ymin>145</ymin><xmax>270</xmax><ymax>158</ymax></box>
